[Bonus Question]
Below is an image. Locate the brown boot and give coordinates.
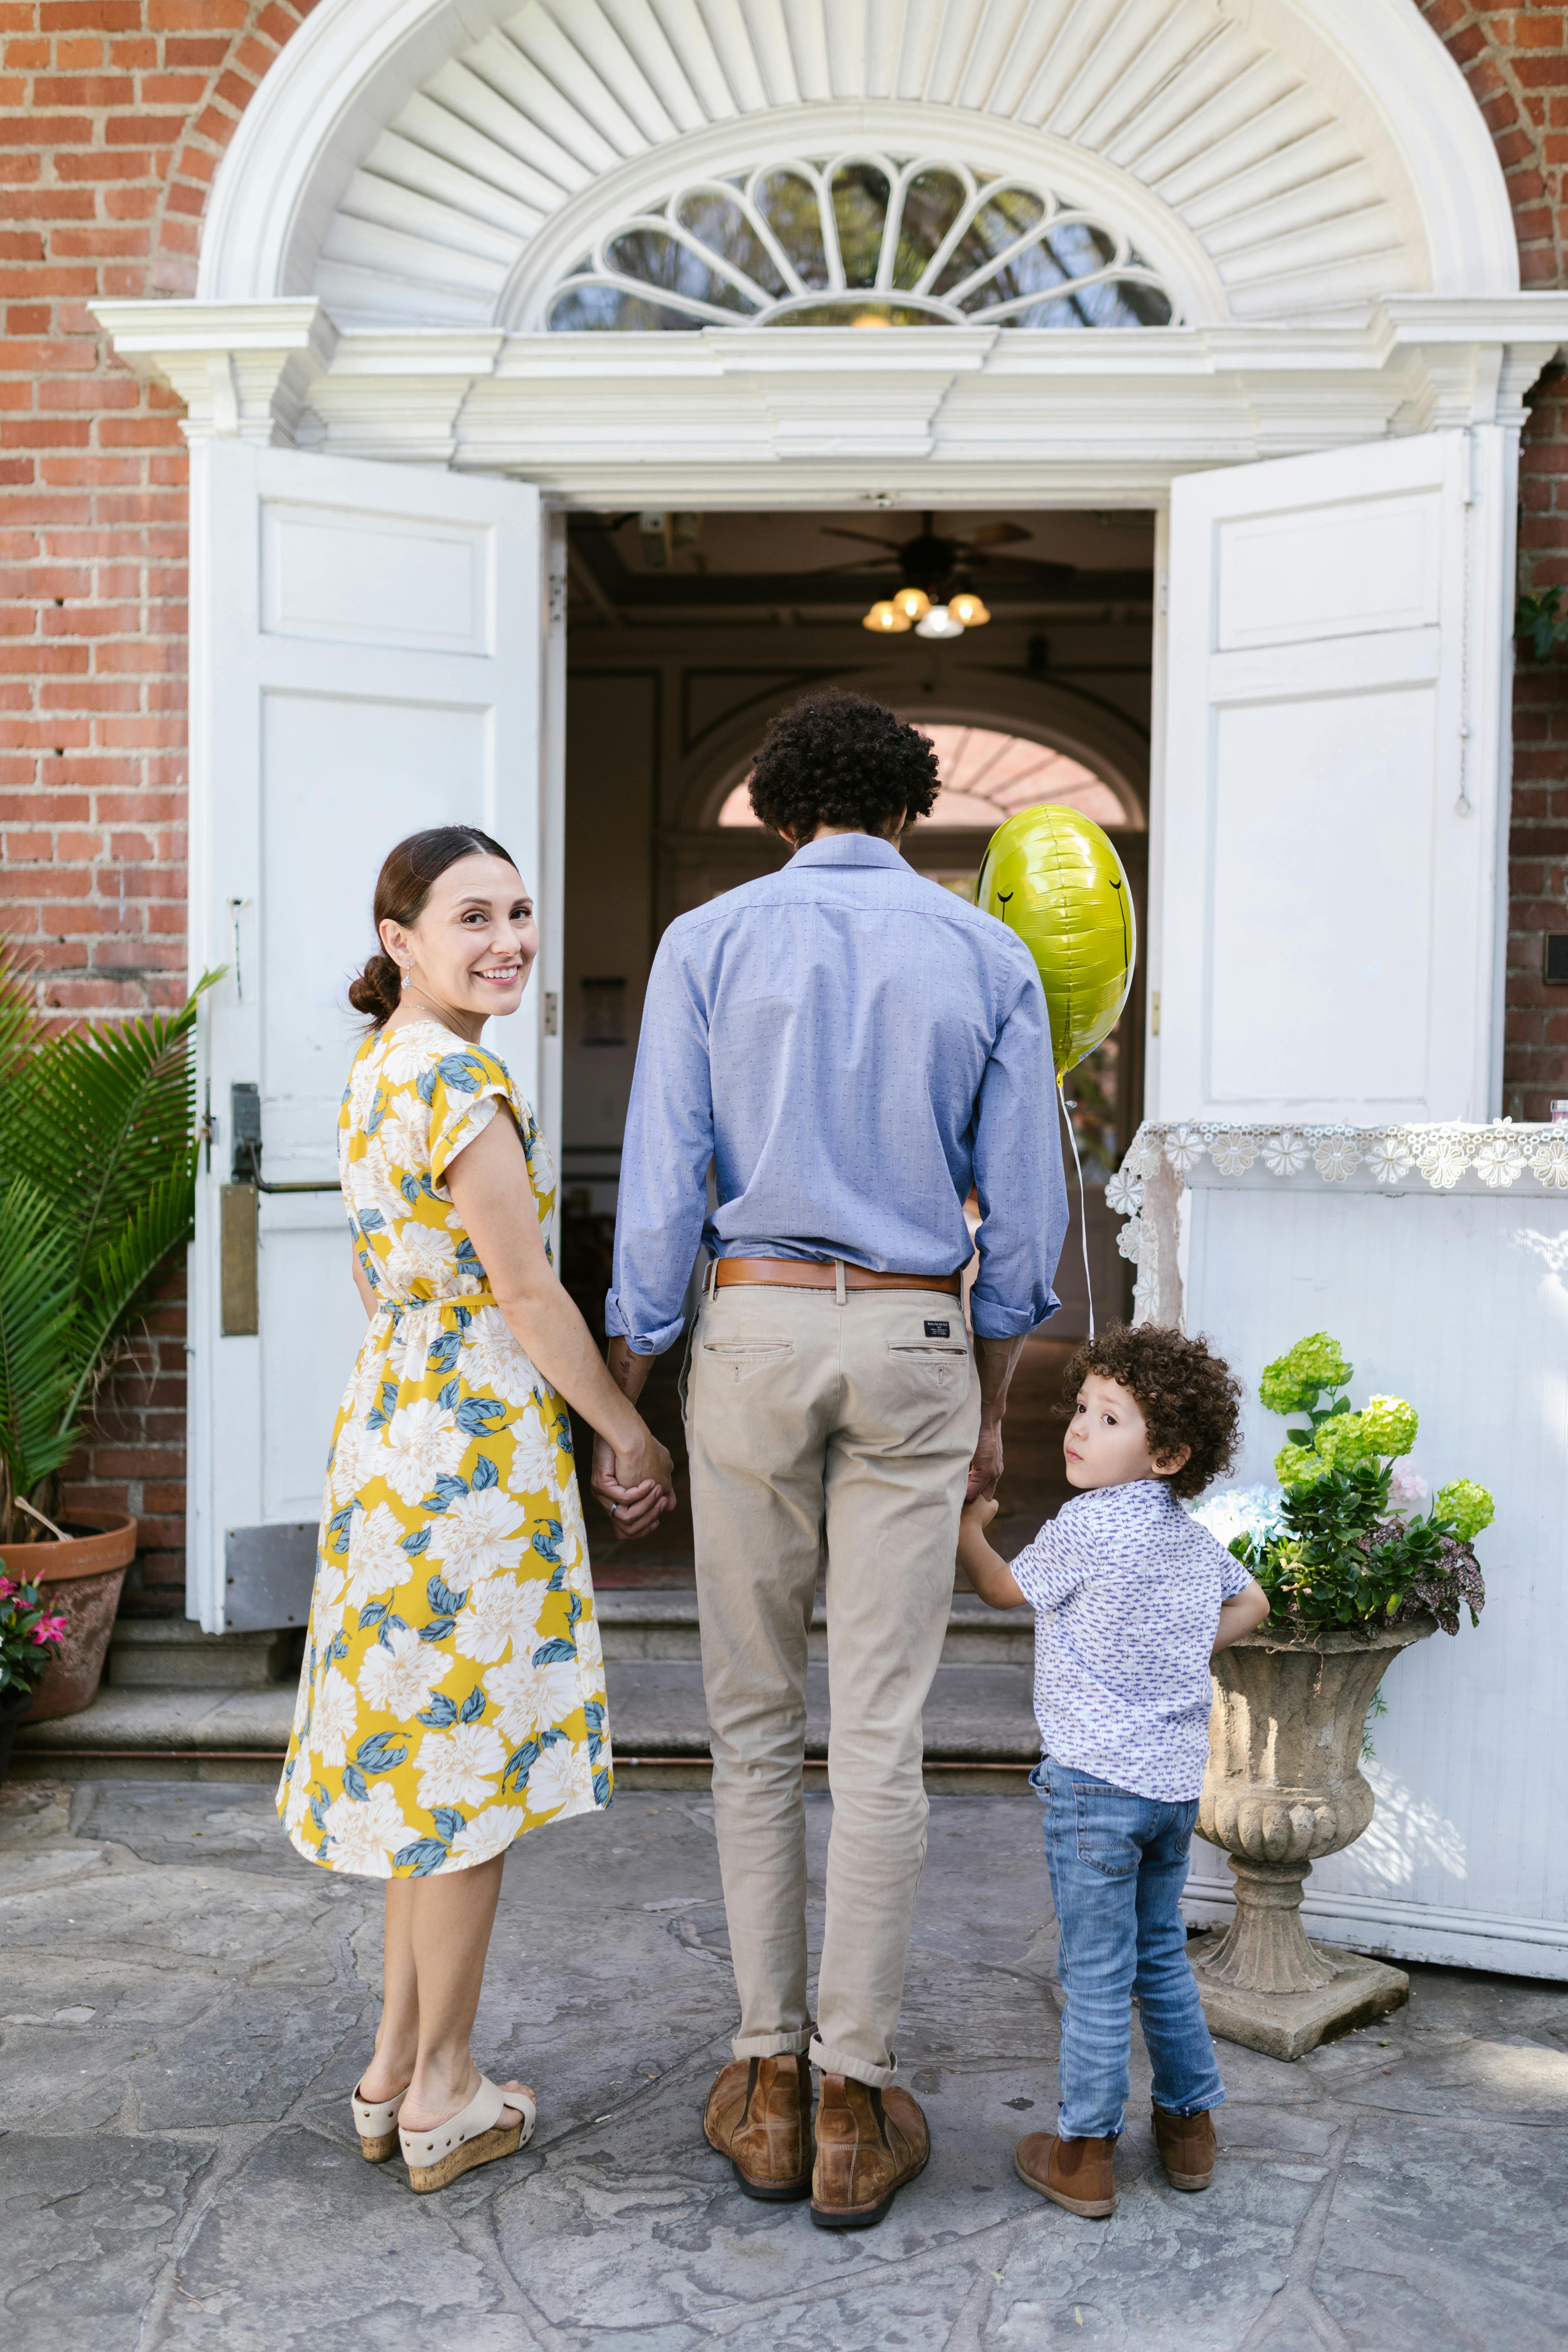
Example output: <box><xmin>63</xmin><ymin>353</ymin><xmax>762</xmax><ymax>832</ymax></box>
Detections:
<box><xmin>1014</xmin><ymin>2130</ymin><xmax>1117</xmax><ymax>2217</ymax></box>
<box><xmin>703</xmin><ymin>2055</ymin><xmax>813</xmax><ymax>2202</ymax></box>
<box><xmin>810</xmin><ymin>2073</ymin><xmax>929</xmax><ymax>2231</ymax></box>
<box><xmin>1151</xmin><ymin>2103</ymin><xmax>1216</xmax><ymax>2191</ymax></box>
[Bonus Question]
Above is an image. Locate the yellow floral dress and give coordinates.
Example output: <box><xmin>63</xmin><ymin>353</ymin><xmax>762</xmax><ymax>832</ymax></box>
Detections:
<box><xmin>277</xmin><ymin>1019</ymin><xmax>611</xmax><ymax>1877</ymax></box>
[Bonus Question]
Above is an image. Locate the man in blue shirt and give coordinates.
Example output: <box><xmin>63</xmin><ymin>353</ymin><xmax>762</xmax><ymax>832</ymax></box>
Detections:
<box><xmin>596</xmin><ymin>691</ymin><xmax>1066</xmax><ymax>2229</ymax></box>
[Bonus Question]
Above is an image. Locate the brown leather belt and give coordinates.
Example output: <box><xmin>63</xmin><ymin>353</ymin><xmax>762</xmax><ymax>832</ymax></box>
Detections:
<box><xmin>713</xmin><ymin>1256</ymin><xmax>963</xmax><ymax>1298</ymax></box>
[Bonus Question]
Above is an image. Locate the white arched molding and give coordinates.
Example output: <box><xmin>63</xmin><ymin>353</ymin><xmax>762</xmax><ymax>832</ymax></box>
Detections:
<box><xmin>202</xmin><ymin>0</ymin><xmax>1516</xmax><ymax>326</ymax></box>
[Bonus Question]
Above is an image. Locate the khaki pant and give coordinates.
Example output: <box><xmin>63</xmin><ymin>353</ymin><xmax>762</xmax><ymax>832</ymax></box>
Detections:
<box><xmin>684</xmin><ymin>1274</ymin><xmax>980</xmax><ymax>2088</ymax></box>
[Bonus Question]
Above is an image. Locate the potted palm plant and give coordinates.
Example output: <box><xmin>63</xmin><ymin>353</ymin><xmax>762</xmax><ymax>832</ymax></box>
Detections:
<box><xmin>1187</xmin><ymin>1333</ymin><xmax>1492</xmax><ymax>2059</ymax></box>
<box><xmin>0</xmin><ymin>943</ymin><xmax>214</xmax><ymax>1721</ymax></box>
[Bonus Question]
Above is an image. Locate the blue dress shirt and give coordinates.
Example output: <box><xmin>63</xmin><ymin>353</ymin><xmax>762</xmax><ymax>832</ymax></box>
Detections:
<box><xmin>605</xmin><ymin>833</ymin><xmax>1067</xmax><ymax>1354</ymax></box>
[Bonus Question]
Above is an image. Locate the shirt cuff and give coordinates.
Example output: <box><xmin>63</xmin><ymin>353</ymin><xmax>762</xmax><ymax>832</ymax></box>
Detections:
<box><xmin>970</xmin><ymin>1288</ymin><xmax>1059</xmax><ymax>1340</ymax></box>
<box><xmin>603</xmin><ymin>1299</ymin><xmax>684</xmax><ymax>1355</ymax></box>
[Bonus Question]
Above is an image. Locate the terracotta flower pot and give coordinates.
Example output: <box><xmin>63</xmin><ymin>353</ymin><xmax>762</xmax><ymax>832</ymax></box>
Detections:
<box><xmin>4</xmin><ymin>1510</ymin><xmax>138</xmax><ymax>1724</ymax></box>
<box><xmin>1187</xmin><ymin>1619</ymin><xmax>1436</xmax><ymax>2060</ymax></box>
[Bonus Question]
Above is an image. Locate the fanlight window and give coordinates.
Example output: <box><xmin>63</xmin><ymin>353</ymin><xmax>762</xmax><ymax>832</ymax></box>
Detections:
<box><xmin>546</xmin><ymin>155</ymin><xmax>1175</xmax><ymax>334</ymax></box>
<box><xmin>719</xmin><ymin>727</ymin><xmax>1130</xmax><ymax>830</ymax></box>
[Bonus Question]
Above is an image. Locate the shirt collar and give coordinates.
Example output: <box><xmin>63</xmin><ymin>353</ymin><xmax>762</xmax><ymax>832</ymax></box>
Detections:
<box><xmin>787</xmin><ymin>833</ymin><xmax>906</xmax><ymax>871</ymax></box>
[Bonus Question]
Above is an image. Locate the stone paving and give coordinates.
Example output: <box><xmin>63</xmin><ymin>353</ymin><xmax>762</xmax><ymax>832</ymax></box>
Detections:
<box><xmin>1</xmin><ymin>1775</ymin><xmax>1566</xmax><ymax>2351</ymax></box>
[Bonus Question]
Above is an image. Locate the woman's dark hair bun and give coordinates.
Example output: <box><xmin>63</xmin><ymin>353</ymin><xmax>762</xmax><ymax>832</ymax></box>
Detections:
<box><xmin>350</xmin><ymin>824</ymin><xmax>517</xmax><ymax>1029</ymax></box>
<box><xmin>348</xmin><ymin>951</ymin><xmax>404</xmax><ymax>1023</ymax></box>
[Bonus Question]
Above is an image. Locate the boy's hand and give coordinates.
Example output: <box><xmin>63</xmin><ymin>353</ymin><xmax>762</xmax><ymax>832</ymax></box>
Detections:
<box><xmin>956</xmin><ymin>1493</ymin><xmax>1025</xmax><ymax>1611</ymax></box>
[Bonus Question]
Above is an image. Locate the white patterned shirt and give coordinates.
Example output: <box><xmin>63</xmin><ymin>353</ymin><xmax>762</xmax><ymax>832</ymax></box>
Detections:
<box><xmin>1009</xmin><ymin>1478</ymin><xmax>1251</xmax><ymax>1803</ymax></box>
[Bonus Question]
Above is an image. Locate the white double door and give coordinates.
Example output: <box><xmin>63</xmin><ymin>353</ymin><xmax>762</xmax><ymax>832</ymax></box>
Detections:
<box><xmin>188</xmin><ymin>425</ymin><xmax>1510</xmax><ymax>1629</ymax></box>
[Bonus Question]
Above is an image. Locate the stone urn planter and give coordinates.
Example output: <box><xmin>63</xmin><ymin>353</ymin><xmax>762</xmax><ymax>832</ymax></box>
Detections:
<box><xmin>1187</xmin><ymin>1620</ymin><xmax>1435</xmax><ymax>2061</ymax></box>
<box><xmin>6</xmin><ymin>1510</ymin><xmax>138</xmax><ymax>1724</ymax></box>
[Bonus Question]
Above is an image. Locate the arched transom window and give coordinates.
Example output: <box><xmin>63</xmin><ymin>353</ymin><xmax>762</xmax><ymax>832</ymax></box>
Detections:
<box><xmin>718</xmin><ymin>726</ymin><xmax>1132</xmax><ymax>830</ymax></box>
<box><xmin>546</xmin><ymin>155</ymin><xmax>1176</xmax><ymax>335</ymax></box>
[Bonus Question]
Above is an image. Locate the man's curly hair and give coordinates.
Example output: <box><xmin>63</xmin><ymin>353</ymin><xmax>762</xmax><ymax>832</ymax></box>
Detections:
<box><xmin>747</xmin><ymin>691</ymin><xmax>941</xmax><ymax>840</ymax></box>
<box><xmin>1064</xmin><ymin>1324</ymin><xmax>1242</xmax><ymax>1501</ymax></box>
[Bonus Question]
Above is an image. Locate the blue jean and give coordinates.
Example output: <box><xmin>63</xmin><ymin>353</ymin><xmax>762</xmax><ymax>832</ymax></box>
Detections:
<box><xmin>1035</xmin><ymin>1758</ymin><xmax>1225</xmax><ymax>2140</ymax></box>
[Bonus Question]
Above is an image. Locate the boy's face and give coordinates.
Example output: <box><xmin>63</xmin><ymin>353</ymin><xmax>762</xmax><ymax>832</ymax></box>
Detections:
<box><xmin>1064</xmin><ymin>1372</ymin><xmax>1190</xmax><ymax>1491</ymax></box>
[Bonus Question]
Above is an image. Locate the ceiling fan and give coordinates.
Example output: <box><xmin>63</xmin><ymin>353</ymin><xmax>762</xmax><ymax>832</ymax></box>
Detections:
<box><xmin>809</xmin><ymin>513</ymin><xmax>1078</xmax><ymax>639</ymax></box>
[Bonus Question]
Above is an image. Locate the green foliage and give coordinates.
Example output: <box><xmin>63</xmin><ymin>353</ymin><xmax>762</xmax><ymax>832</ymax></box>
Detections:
<box><xmin>1241</xmin><ymin>1332</ymin><xmax>1490</xmax><ymax>1635</ymax></box>
<box><xmin>1517</xmin><ymin>586</ymin><xmax>1568</xmax><ymax>664</ymax></box>
<box><xmin>0</xmin><ymin>942</ymin><xmax>219</xmax><ymax>1542</ymax></box>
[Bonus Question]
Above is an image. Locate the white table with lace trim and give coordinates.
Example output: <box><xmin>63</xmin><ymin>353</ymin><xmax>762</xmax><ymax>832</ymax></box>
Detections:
<box><xmin>1100</xmin><ymin>1117</ymin><xmax>1568</xmax><ymax>1985</ymax></box>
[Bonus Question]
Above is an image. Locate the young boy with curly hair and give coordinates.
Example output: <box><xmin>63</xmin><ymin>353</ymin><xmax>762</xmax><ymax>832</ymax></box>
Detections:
<box><xmin>958</xmin><ymin>1323</ymin><xmax>1268</xmax><ymax>2220</ymax></box>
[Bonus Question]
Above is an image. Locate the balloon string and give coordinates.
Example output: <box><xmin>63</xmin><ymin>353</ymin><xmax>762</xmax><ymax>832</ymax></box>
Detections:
<box><xmin>1058</xmin><ymin>1080</ymin><xmax>1094</xmax><ymax>1343</ymax></box>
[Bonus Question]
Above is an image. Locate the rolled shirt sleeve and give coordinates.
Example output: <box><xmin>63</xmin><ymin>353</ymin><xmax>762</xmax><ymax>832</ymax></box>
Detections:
<box><xmin>605</xmin><ymin>932</ymin><xmax>715</xmax><ymax>1355</ymax></box>
<box><xmin>969</xmin><ymin>962</ymin><xmax>1068</xmax><ymax>1339</ymax></box>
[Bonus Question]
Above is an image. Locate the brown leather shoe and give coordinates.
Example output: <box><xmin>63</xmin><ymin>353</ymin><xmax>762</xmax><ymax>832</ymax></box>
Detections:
<box><xmin>810</xmin><ymin>2073</ymin><xmax>929</xmax><ymax>2230</ymax></box>
<box><xmin>1014</xmin><ymin>2130</ymin><xmax>1117</xmax><ymax>2217</ymax></box>
<box><xmin>703</xmin><ymin>2055</ymin><xmax>813</xmax><ymax>2202</ymax></box>
<box><xmin>1151</xmin><ymin>2103</ymin><xmax>1216</xmax><ymax>2191</ymax></box>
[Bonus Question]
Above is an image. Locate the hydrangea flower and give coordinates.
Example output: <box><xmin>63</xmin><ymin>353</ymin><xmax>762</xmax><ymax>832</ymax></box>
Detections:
<box><xmin>1259</xmin><ymin>1332</ymin><xmax>1353</xmax><ymax>1416</ymax></box>
<box><xmin>1275</xmin><ymin>1442</ymin><xmax>1328</xmax><ymax>1493</ymax></box>
<box><xmin>1358</xmin><ymin>1394</ymin><xmax>1418</xmax><ymax>1459</ymax></box>
<box><xmin>1387</xmin><ymin>1465</ymin><xmax>1429</xmax><ymax>1513</ymax></box>
<box><xmin>1188</xmin><ymin>1485</ymin><xmax>1286</xmax><ymax>1546</ymax></box>
<box><xmin>1434</xmin><ymin>1479</ymin><xmax>1495</xmax><ymax>1541</ymax></box>
<box><xmin>1312</xmin><ymin>1413</ymin><xmax>1373</xmax><ymax>1471</ymax></box>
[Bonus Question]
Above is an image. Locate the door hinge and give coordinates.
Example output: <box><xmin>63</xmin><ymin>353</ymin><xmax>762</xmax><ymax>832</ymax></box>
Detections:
<box><xmin>1151</xmin><ymin>990</ymin><xmax>1161</xmax><ymax>1037</ymax></box>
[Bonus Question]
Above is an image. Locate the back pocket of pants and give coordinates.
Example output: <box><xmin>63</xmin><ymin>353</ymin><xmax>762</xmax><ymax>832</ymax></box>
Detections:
<box><xmin>1073</xmin><ymin>1784</ymin><xmax>1140</xmax><ymax>1879</ymax></box>
<box><xmin>885</xmin><ymin>1340</ymin><xmax>968</xmax><ymax>1380</ymax></box>
<box><xmin>701</xmin><ymin>1340</ymin><xmax>793</xmax><ymax>1386</ymax></box>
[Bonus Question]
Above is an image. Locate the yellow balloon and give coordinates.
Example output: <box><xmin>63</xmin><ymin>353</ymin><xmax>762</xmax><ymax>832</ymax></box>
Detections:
<box><xmin>976</xmin><ymin>804</ymin><xmax>1136</xmax><ymax>1080</ymax></box>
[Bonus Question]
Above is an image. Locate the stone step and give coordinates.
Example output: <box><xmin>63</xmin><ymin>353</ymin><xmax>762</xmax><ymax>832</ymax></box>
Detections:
<box><xmin>107</xmin><ymin>1616</ymin><xmax>304</xmax><ymax>1691</ymax></box>
<box><xmin>595</xmin><ymin>1589</ymin><xmax>1034</xmax><ymax>1666</ymax></box>
<box><xmin>15</xmin><ymin>1657</ymin><xmax>1039</xmax><ymax>1786</ymax></box>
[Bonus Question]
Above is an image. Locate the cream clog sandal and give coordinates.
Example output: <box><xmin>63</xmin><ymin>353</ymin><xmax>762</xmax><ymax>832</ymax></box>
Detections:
<box><xmin>399</xmin><ymin>2075</ymin><xmax>535</xmax><ymax>2194</ymax></box>
<box><xmin>351</xmin><ymin>2080</ymin><xmax>410</xmax><ymax>2162</ymax></box>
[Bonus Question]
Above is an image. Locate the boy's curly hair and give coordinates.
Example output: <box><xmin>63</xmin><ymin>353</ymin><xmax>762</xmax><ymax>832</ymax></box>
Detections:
<box><xmin>1064</xmin><ymin>1324</ymin><xmax>1242</xmax><ymax>1501</ymax></box>
<box><xmin>747</xmin><ymin>690</ymin><xmax>941</xmax><ymax>840</ymax></box>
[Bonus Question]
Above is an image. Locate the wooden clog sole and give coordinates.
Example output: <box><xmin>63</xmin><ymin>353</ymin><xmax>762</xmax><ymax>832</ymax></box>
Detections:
<box><xmin>406</xmin><ymin>2115</ymin><xmax>523</xmax><ymax>2194</ymax></box>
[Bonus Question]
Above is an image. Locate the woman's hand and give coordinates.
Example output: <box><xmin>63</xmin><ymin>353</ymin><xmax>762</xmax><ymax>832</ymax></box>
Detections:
<box><xmin>591</xmin><ymin>1427</ymin><xmax>676</xmax><ymax>1540</ymax></box>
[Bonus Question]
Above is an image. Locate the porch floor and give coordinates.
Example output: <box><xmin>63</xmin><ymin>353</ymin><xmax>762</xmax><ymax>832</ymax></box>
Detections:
<box><xmin>2</xmin><ymin>1776</ymin><xmax>1563</xmax><ymax>2351</ymax></box>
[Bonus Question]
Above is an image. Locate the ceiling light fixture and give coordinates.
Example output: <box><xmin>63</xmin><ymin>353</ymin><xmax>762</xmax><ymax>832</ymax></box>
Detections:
<box><xmin>947</xmin><ymin>589</ymin><xmax>991</xmax><ymax>627</ymax></box>
<box><xmin>893</xmin><ymin>584</ymin><xmax>931</xmax><ymax>622</ymax></box>
<box><xmin>862</xmin><ymin>600</ymin><xmax>913</xmax><ymax>634</ymax></box>
<box><xmin>915</xmin><ymin>604</ymin><xmax>965</xmax><ymax>640</ymax></box>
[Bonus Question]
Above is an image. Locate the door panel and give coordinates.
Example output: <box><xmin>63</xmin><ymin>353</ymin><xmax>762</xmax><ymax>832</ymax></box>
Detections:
<box><xmin>188</xmin><ymin>443</ymin><xmax>544</xmax><ymax>1630</ymax></box>
<box><xmin>1155</xmin><ymin>429</ymin><xmax>1513</xmax><ymax>1126</ymax></box>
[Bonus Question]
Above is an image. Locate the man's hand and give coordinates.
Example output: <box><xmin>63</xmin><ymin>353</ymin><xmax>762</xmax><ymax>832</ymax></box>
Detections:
<box><xmin>590</xmin><ymin>1336</ymin><xmax>674</xmax><ymax>1540</ymax></box>
<box><xmin>969</xmin><ymin>1335</ymin><xmax>1025</xmax><ymax>1502</ymax></box>
<box><xmin>591</xmin><ymin>1431</ymin><xmax>673</xmax><ymax>1539</ymax></box>
<box><xmin>967</xmin><ymin>1419</ymin><xmax>1005</xmax><ymax>1503</ymax></box>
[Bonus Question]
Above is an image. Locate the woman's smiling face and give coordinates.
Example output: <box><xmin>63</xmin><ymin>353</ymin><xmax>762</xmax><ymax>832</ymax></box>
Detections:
<box><xmin>380</xmin><ymin>852</ymin><xmax>536</xmax><ymax>1033</ymax></box>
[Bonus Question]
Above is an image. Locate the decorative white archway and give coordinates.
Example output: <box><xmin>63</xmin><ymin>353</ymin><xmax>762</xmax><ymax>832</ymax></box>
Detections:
<box><xmin>201</xmin><ymin>0</ymin><xmax>1519</xmax><ymax>319</ymax></box>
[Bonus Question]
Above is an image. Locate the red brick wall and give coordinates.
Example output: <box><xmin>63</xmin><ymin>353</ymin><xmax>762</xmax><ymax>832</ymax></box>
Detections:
<box><xmin>0</xmin><ymin>2</ymin><xmax>1564</xmax><ymax>1605</ymax></box>
<box><xmin>1418</xmin><ymin>7</ymin><xmax>1568</xmax><ymax>1117</ymax></box>
<box><xmin>0</xmin><ymin>1</ymin><xmax>320</xmax><ymax>1606</ymax></box>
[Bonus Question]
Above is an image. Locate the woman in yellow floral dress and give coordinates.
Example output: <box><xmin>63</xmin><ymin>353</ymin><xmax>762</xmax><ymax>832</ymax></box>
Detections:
<box><xmin>279</xmin><ymin>825</ymin><xmax>675</xmax><ymax>2192</ymax></box>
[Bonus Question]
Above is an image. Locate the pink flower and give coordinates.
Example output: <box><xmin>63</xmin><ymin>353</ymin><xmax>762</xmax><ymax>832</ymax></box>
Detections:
<box><xmin>32</xmin><ymin>1614</ymin><xmax>67</xmax><ymax>1644</ymax></box>
<box><xmin>0</xmin><ymin>1576</ymin><xmax>13</xmax><ymax>1599</ymax></box>
<box><xmin>1388</xmin><ymin>1466</ymin><xmax>1429</xmax><ymax>1513</ymax></box>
